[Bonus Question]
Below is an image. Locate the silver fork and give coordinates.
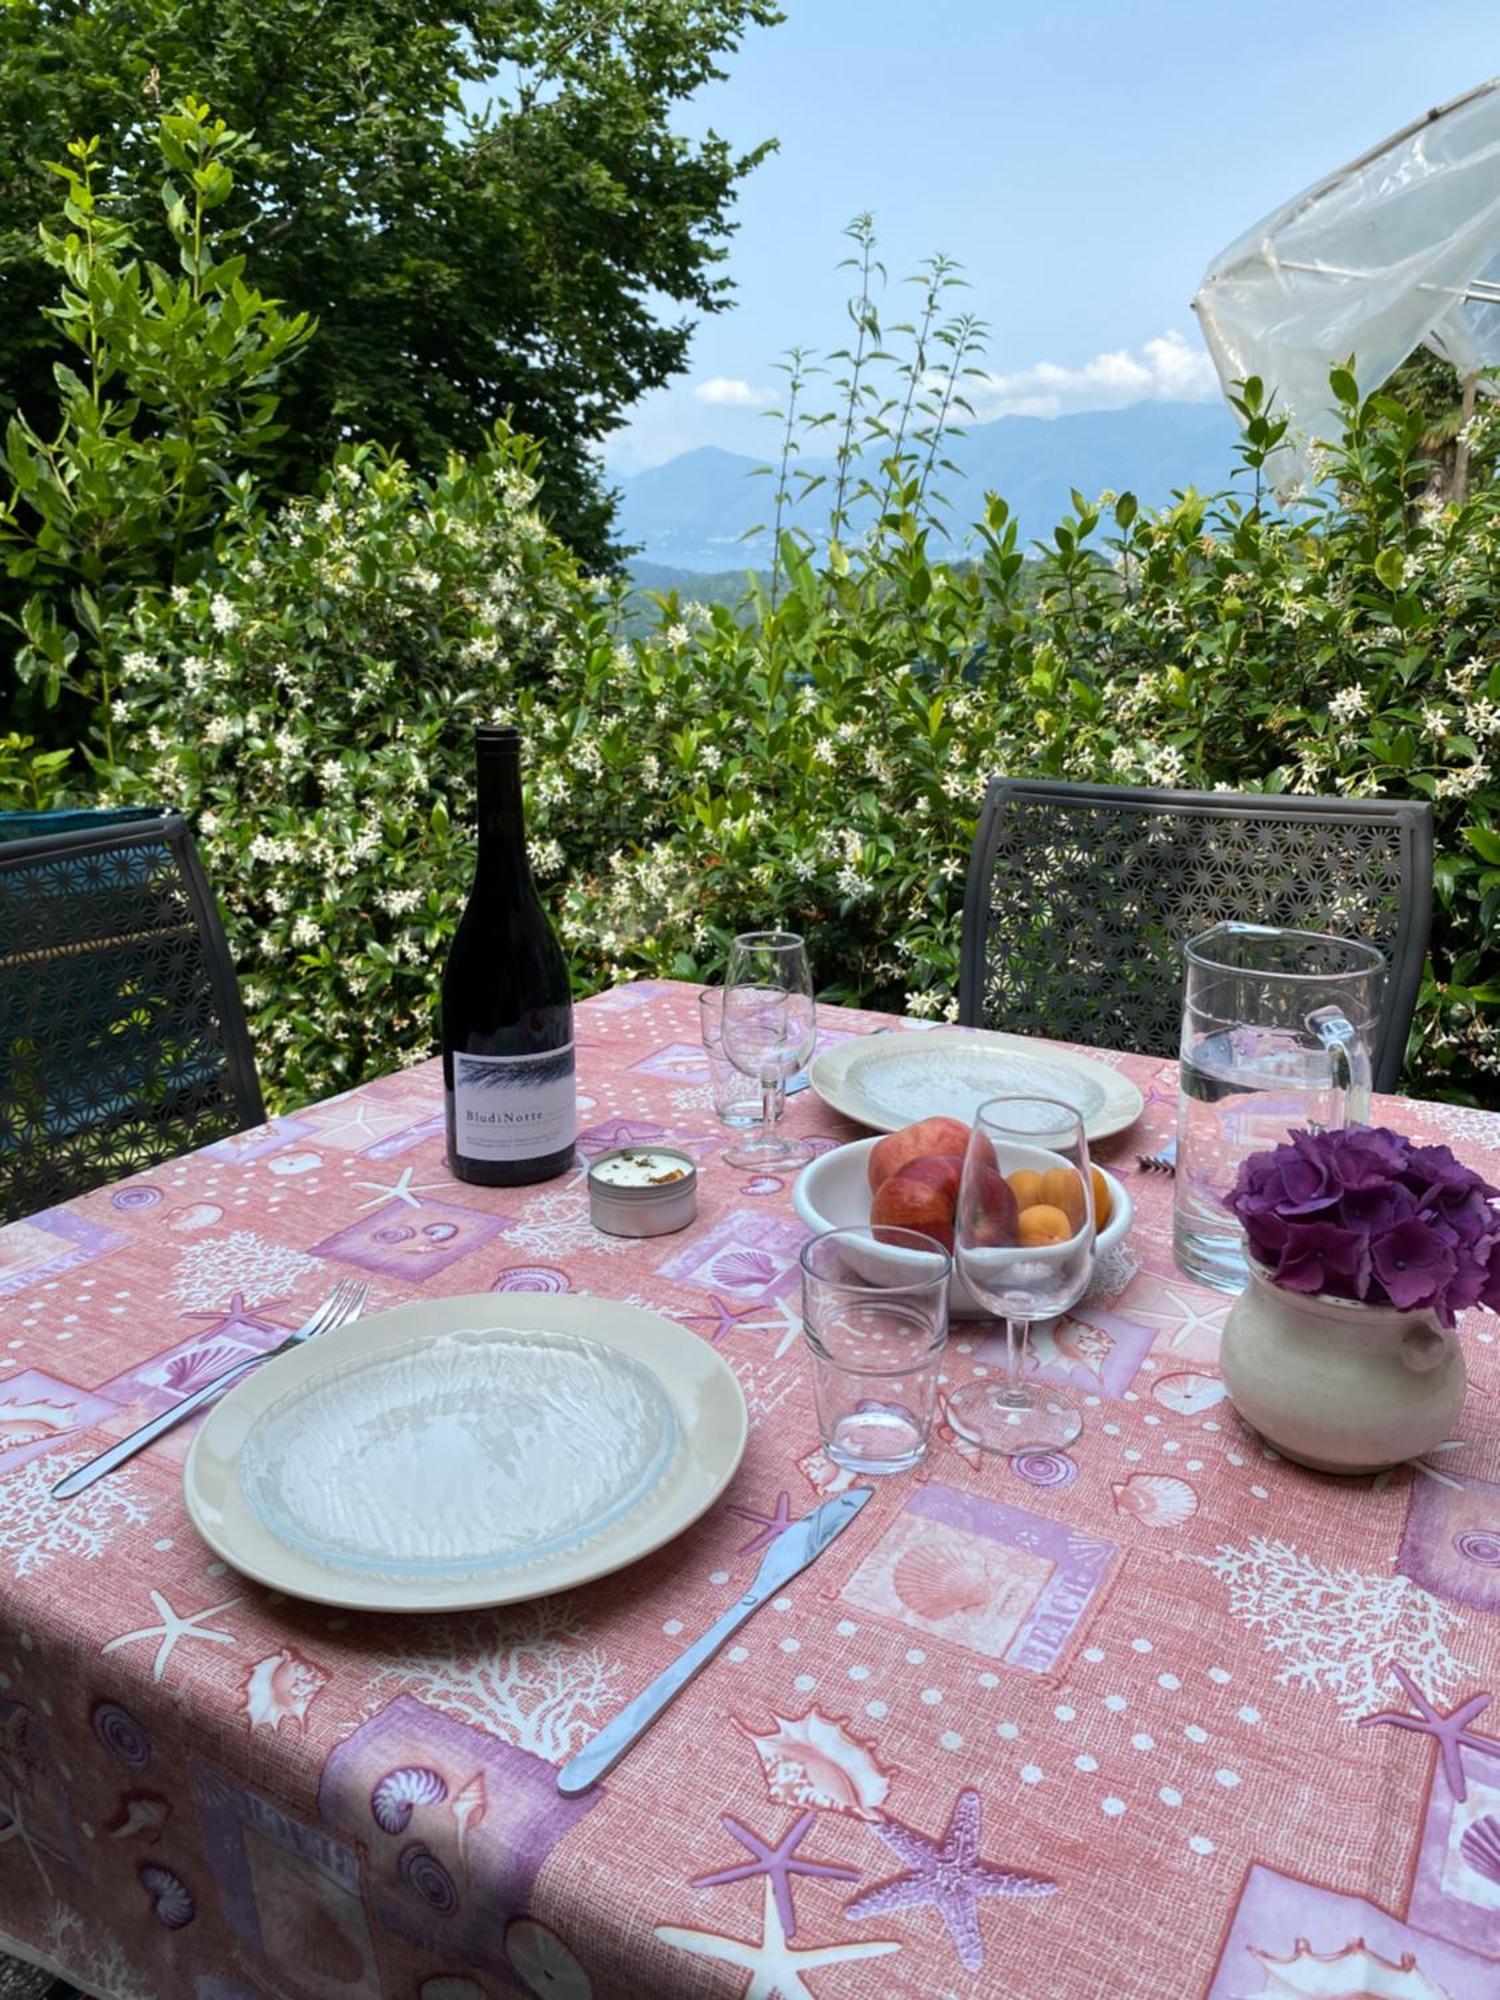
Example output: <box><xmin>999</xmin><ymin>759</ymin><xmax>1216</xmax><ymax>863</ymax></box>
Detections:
<box><xmin>1136</xmin><ymin>1135</ymin><xmax>1178</xmax><ymax>1175</ymax></box>
<box><xmin>51</xmin><ymin>1278</ymin><xmax>370</xmax><ymax>1500</ymax></box>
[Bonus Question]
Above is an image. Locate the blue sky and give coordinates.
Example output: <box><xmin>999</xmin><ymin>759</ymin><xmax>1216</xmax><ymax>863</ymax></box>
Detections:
<box><xmin>605</xmin><ymin>0</ymin><xmax>1499</xmax><ymax>473</ymax></box>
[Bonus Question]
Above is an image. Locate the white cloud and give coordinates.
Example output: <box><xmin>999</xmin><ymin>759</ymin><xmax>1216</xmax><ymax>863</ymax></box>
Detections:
<box><xmin>692</xmin><ymin>376</ymin><xmax>776</xmax><ymax>408</ymax></box>
<box><xmin>964</xmin><ymin>329</ymin><xmax>1218</xmax><ymax>421</ymax></box>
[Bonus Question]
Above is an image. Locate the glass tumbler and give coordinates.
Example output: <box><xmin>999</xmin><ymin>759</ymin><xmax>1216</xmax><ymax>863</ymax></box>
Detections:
<box><xmin>698</xmin><ymin>988</ymin><xmax>761</xmax><ymax>1129</ymax></box>
<box><xmin>800</xmin><ymin>1225</ymin><xmax>951</xmax><ymax>1474</ymax></box>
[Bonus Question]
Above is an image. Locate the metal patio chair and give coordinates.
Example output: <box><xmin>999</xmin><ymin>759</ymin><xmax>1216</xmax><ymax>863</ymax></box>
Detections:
<box><xmin>0</xmin><ymin>809</ymin><xmax>264</xmax><ymax>1223</ymax></box>
<box><xmin>958</xmin><ymin>779</ymin><xmax>1433</xmax><ymax>1093</ymax></box>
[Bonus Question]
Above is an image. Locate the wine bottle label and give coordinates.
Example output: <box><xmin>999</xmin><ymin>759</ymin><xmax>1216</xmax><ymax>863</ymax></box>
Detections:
<box><xmin>452</xmin><ymin>1045</ymin><xmax>576</xmax><ymax>1161</ymax></box>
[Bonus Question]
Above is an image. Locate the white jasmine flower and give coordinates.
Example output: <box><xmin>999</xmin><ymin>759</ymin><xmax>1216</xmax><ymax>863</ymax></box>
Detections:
<box><xmin>210</xmin><ymin>594</ymin><xmax>239</xmax><ymax>633</ymax></box>
<box><xmin>291</xmin><ymin>915</ymin><xmax>323</xmax><ymax>947</ymax></box>
<box><xmin>1328</xmin><ymin>685</ymin><xmax>1368</xmax><ymax>725</ymax></box>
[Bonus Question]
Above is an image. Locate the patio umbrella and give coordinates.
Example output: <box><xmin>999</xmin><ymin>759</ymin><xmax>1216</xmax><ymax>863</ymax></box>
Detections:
<box><xmin>1193</xmin><ymin>77</ymin><xmax>1500</xmax><ymax>492</ymax></box>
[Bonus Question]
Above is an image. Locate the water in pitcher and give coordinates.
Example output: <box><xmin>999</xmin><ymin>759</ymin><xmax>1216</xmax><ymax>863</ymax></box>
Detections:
<box><xmin>1174</xmin><ymin>1028</ymin><xmax>1344</xmax><ymax>1292</ymax></box>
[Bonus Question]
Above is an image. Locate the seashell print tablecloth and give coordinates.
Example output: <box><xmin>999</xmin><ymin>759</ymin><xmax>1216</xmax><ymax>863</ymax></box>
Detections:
<box><xmin>3</xmin><ymin>979</ymin><xmax>1500</xmax><ymax>2000</ymax></box>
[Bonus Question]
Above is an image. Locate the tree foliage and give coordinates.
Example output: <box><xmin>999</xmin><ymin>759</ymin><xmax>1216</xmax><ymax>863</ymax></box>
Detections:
<box><xmin>0</xmin><ymin>0</ymin><xmax>780</xmax><ymax>568</ymax></box>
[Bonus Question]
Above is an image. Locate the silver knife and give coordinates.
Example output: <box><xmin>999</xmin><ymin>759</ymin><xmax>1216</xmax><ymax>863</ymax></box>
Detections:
<box><xmin>557</xmin><ymin>1485</ymin><xmax>874</xmax><ymax>1795</ymax></box>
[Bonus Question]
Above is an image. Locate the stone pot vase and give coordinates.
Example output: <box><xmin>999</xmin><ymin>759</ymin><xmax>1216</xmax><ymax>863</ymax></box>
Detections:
<box><xmin>1220</xmin><ymin>1263</ymin><xmax>1467</xmax><ymax>1475</ymax></box>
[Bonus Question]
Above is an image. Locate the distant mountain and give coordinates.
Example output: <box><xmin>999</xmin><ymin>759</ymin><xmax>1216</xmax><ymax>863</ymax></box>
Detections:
<box><xmin>615</xmin><ymin>400</ymin><xmax>1242</xmax><ymax>572</ymax></box>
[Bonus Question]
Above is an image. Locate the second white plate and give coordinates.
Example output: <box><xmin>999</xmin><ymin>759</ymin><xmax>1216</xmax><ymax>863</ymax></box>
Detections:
<box><xmin>183</xmin><ymin>1293</ymin><xmax>747</xmax><ymax>1612</ymax></box>
<box><xmin>807</xmin><ymin>1026</ymin><xmax>1144</xmax><ymax>1140</ymax></box>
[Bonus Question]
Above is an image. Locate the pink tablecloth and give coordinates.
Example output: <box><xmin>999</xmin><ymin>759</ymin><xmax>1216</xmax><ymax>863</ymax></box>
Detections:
<box><xmin>3</xmin><ymin>980</ymin><xmax>1500</xmax><ymax>2000</ymax></box>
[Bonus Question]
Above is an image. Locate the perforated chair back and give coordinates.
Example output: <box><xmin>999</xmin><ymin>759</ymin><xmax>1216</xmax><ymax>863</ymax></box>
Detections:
<box><xmin>959</xmin><ymin>780</ymin><xmax>1433</xmax><ymax>1094</ymax></box>
<box><xmin>0</xmin><ymin>810</ymin><xmax>264</xmax><ymax>1222</ymax></box>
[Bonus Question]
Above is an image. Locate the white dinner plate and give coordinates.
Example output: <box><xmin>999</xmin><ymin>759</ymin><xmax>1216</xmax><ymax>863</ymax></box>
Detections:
<box><xmin>183</xmin><ymin>1294</ymin><xmax>747</xmax><ymax>1612</ymax></box>
<box><xmin>807</xmin><ymin>1027</ymin><xmax>1144</xmax><ymax>1142</ymax></box>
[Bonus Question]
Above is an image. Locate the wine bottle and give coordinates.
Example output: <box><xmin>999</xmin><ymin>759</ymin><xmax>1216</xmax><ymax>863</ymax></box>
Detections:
<box><xmin>441</xmin><ymin>724</ymin><xmax>576</xmax><ymax>1185</ymax></box>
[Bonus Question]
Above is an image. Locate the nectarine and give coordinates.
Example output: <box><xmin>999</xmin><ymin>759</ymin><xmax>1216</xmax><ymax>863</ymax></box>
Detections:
<box><xmin>868</xmin><ymin>1116</ymin><xmax>971</xmax><ymax>1194</ymax></box>
<box><xmin>962</xmin><ymin>1166</ymin><xmax>1020</xmax><ymax>1247</ymax></box>
<box><xmin>871</xmin><ymin>1158</ymin><xmax>959</xmax><ymax>1250</ymax></box>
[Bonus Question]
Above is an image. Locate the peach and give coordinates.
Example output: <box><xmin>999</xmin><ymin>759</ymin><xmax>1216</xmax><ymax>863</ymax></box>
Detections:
<box><xmin>868</xmin><ymin>1116</ymin><xmax>971</xmax><ymax>1193</ymax></box>
<box><xmin>871</xmin><ymin>1159</ymin><xmax>959</xmax><ymax>1250</ymax></box>
<box><xmin>962</xmin><ymin>1166</ymin><xmax>1021</xmax><ymax>1247</ymax></box>
<box><xmin>1008</xmin><ymin>1168</ymin><xmax>1043</xmax><ymax>1211</ymax></box>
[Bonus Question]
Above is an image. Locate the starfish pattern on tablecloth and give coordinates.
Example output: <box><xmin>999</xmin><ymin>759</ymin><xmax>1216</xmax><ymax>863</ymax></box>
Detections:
<box><xmin>182</xmin><ymin>1292</ymin><xmax>286</xmax><ymax>1338</ymax></box>
<box><xmin>691</xmin><ymin>1810</ymin><xmax>859</xmax><ymax>1936</ymax></box>
<box><xmin>1358</xmin><ymin>1662</ymin><xmax>1500</xmax><ymax>1802</ymax></box>
<box><xmin>101</xmin><ymin>1591</ymin><xmax>242</xmax><ymax>1685</ymax></box>
<box><xmin>728</xmin><ymin>1491</ymin><xmax>795</xmax><ymax>1556</ymax></box>
<box><xmin>658</xmin><ymin>1877</ymin><xmax>898</xmax><ymax>1998</ymax></box>
<box><xmin>682</xmin><ymin>1296</ymin><xmax>760</xmax><ymax>1347</ymax></box>
<box><xmin>844</xmin><ymin>1787</ymin><xmax>1056</xmax><ymax>1973</ymax></box>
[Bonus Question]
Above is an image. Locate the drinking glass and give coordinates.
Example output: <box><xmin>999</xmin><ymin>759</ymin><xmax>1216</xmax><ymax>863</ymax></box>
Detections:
<box><xmin>698</xmin><ymin>988</ymin><xmax>761</xmax><ymax>1130</ymax></box>
<box><xmin>800</xmin><ymin>1225</ymin><xmax>951</xmax><ymax>1473</ymax></box>
<box><xmin>950</xmin><ymin>1096</ymin><xmax>1096</xmax><ymax>1455</ymax></box>
<box><xmin>720</xmin><ymin>931</ymin><xmax>818</xmax><ymax>1171</ymax></box>
<box><xmin>1175</xmin><ymin>924</ymin><xmax>1382</xmax><ymax>1292</ymax></box>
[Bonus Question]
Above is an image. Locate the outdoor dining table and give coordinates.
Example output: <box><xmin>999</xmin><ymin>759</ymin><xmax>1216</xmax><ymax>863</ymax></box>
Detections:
<box><xmin>3</xmin><ymin>977</ymin><xmax>1500</xmax><ymax>2000</ymax></box>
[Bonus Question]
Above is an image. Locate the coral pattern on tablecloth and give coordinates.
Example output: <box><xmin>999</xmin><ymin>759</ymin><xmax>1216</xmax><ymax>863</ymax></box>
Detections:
<box><xmin>1</xmin><ymin>979</ymin><xmax>1499</xmax><ymax>1997</ymax></box>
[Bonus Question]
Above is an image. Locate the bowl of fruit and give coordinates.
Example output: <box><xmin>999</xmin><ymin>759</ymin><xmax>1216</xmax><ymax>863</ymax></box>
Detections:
<box><xmin>792</xmin><ymin>1116</ymin><xmax>1132</xmax><ymax>1317</ymax></box>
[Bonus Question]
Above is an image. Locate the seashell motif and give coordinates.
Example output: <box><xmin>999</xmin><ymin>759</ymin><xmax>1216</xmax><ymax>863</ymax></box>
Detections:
<box><xmin>111</xmin><ymin>1184</ymin><xmax>162</xmax><ymax>1211</ymax></box>
<box><xmin>491</xmin><ymin>1266</ymin><xmax>570</xmax><ymax>1294</ymax></box>
<box><xmin>0</xmin><ymin>1399</ymin><xmax>78</xmax><ymax>1448</ymax></box>
<box><xmin>93</xmin><ymin>1701</ymin><xmax>151</xmax><ymax>1769</ymax></box>
<box><xmin>105</xmin><ymin>1792</ymin><xmax>171</xmax><ymax>1841</ymax></box>
<box><xmin>373</xmin><ymin>1224</ymin><xmax>415</xmax><ymax>1245</ymax></box>
<box><xmin>1052</xmin><ymin>1321</ymin><xmax>1113</xmax><ymax>1374</ymax></box>
<box><xmin>1248</xmin><ymin>1936</ymin><xmax>1452</xmax><ymax>1999</ymax></box>
<box><xmin>1112</xmin><ymin>1474</ymin><xmax>1199</xmax><ymax>1529</ymax></box>
<box><xmin>1011</xmin><ymin>1449</ymin><xmax>1079</xmax><ymax>1491</ymax></box>
<box><xmin>1454</xmin><ymin>1530</ymin><xmax>1500</xmax><ymax>1568</ymax></box>
<box><xmin>1460</xmin><ymin>1812</ymin><xmax>1500</xmax><ymax>1883</ymax></box>
<box><xmin>741</xmin><ymin>1708</ymin><xmax>891</xmax><ymax>1820</ymax></box>
<box><xmin>449</xmin><ymin>1771</ymin><xmax>486</xmax><ymax>1868</ymax></box>
<box><xmin>243</xmin><ymin>1648</ymin><xmax>328</xmax><ymax>1734</ymax></box>
<box><xmin>421</xmin><ymin>1222</ymin><xmax>459</xmax><ymax>1243</ymax></box>
<box><xmin>250</xmin><ymin>1840</ymin><xmax>369</xmax><ymax>1985</ymax></box>
<box><xmin>709</xmin><ymin>1248</ymin><xmax>778</xmax><ymax>1291</ymax></box>
<box><xmin>168</xmin><ymin>1203</ymin><xmax>222</xmax><ymax>1233</ymax></box>
<box><xmin>161</xmin><ymin>1343</ymin><xmax>248</xmax><ymax>1395</ymax></box>
<box><xmin>398</xmin><ymin>1841</ymin><xmax>459</xmax><ymax>1914</ymax></box>
<box><xmin>1152</xmin><ymin>1372</ymin><xmax>1226</xmax><ymax>1415</ymax></box>
<box><xmin>371</xmin><ymin>1766</ymin><xmax>448</xmax><ymax>1834</ymax></box>
<box><xmin>505</xmin><ymin>1915</ymin><xmax>592</xmax><ymax>2000</ymax></box>
<box><xmin>139</xmin><ymin>1863</ymin><xmax>195</xmax><ymax>1929</ymax></box>
<box><xmin>893</xmin><ymin>1541</ymin><xmax>995</xmax><ymax>1621</ymax></box>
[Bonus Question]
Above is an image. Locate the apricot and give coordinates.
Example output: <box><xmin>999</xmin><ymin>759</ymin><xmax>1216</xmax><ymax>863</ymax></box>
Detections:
<box><xmin>1017</xmin><ymin>1203</ymin><xmax>1076</xmax><ymax>1247</ymax></box>
<box><xmin>868</xmin><ymin>1116</ymin><xmax>971</xmax><ymax>1194</ymax></box>
<box><xmin>1090</xmin><ymin>1166</ymin><xmax>1112</xmax><ymax>1229</ymax></box>
<box><xmin>1008</xmin><ymin>1168</ymin><xmax>1043</xmax><ymax>1211</ymax></box>
<box><xmin>1041</xmin><ymin>1166</ymin><xmax>1086</xmax><ymax>1229</ymax></box>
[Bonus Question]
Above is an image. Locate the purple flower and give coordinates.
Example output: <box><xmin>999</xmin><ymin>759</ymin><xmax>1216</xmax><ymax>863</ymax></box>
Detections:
<box><xmin>1274</xmin><ymin>1221</ymin><xmax>1374</xmax><ymax>1297</ymax></box>
<box><xmin>1225</xmin><ymin>1123</ymin><xmax>1500</xmax><ymax>1325</ymax></box>
<box><xmin>1369</xmin><ymin>1219</ymin><xmax>1458</xmax><ymax>1313</ymax></box>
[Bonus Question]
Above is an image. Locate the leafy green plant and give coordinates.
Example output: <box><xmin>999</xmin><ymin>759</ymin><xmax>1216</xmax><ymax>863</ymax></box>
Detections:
<box><xmin>0</xmin><ymin>100</ymin><xmax>313</xmax><ymax>757</ymax></box>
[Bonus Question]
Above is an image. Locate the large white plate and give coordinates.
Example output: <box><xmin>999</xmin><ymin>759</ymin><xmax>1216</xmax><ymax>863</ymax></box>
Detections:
<box><xmin>808</xmin><ymin>1027</ymin><xmax>1144</xmax><ymax>1141</ymax></box>
<box><xmin>183</xmin><ymin>1294</ymin><xmax>747</xmax><ymax>1612</ymax></box>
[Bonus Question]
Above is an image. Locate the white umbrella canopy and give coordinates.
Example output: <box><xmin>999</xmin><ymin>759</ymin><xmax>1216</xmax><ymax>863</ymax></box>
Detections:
<box><xmin>1193</xmin><ymin>77</ymin><xmax>1500</xmax><ymax>483</ymax></box>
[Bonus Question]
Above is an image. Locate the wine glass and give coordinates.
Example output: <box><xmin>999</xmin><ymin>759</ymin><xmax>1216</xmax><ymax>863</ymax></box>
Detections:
<box><xmin>719</xmin><ymin>931</ymin><xmax>817</xmax><ymax>1170</ymax></box>
<box><xmin>948</xmin><ymin>1095</ymin><xmax>1096</xmax><ymax>1454</ymax></box>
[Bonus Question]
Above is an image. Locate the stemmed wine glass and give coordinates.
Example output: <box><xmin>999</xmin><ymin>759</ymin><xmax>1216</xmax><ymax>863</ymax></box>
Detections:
<box><xmin>949</xmin><ymin>1095</ymin><xmax>1097</xmax><ymax>1454</ymax></box>
<box><xmin>719</xmin><ymin>931</ymin><xmax>818</xmax><ymax>1171</ymax></box>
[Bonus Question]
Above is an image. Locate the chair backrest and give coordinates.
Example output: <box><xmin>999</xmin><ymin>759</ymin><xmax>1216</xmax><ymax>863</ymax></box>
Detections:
<box><xmin>0</xmin><ymin>810</ymin><xmax>265</xmax><ymax>1223</ymax></box>
<box><xmin>959</xmin><ymin>779</ymin><xmax>1434</xmax><ymax>1094</ymax></box>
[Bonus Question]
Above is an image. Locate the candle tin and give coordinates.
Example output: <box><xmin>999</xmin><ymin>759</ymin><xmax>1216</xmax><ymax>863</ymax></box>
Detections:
<box><xmin>587</xmin><ymin>1146</ymin><xmax>699</xmax><ymax>1238</ymax></box>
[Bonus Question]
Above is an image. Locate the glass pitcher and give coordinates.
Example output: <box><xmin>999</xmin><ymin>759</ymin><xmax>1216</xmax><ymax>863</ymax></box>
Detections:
<box><xmin>1174</xmin><ymin>924</ymin><xmax>1385</xmax><ymax>1292</ymax></box>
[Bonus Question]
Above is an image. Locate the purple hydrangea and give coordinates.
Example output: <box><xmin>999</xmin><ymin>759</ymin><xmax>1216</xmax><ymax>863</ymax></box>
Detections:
<box><xmin>1225</xmin><ymin>1125</ymin><xmax>1500</xmax><ymax>1327</ymax></box>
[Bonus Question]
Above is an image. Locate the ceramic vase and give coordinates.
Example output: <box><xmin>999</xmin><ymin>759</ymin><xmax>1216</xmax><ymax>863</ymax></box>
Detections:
<box><xmin>1219</xmin><ymin>1262</ymin><xmax>1467</xmax><ymax>1475</ymax></box>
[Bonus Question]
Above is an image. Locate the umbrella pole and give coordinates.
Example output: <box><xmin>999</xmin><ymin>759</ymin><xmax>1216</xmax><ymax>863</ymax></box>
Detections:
<box><xmin>1452</xmin><ymin>371</ymin><xmax>1479</xmax><ymax>505</ymax></box>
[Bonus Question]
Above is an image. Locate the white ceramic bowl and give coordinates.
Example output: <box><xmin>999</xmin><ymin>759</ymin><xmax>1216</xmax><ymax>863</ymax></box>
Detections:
<box><xmin>792</xmin><ymin>1136</ymin><xmax>1133</xmax><ymax>1318</ymax></box>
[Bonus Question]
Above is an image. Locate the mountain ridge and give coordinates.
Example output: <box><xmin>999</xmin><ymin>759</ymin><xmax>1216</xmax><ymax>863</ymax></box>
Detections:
<box><xmin>615</xmin><ymin>399</ymin><xmax>1242</xmax><ymax>572</ymax></box>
